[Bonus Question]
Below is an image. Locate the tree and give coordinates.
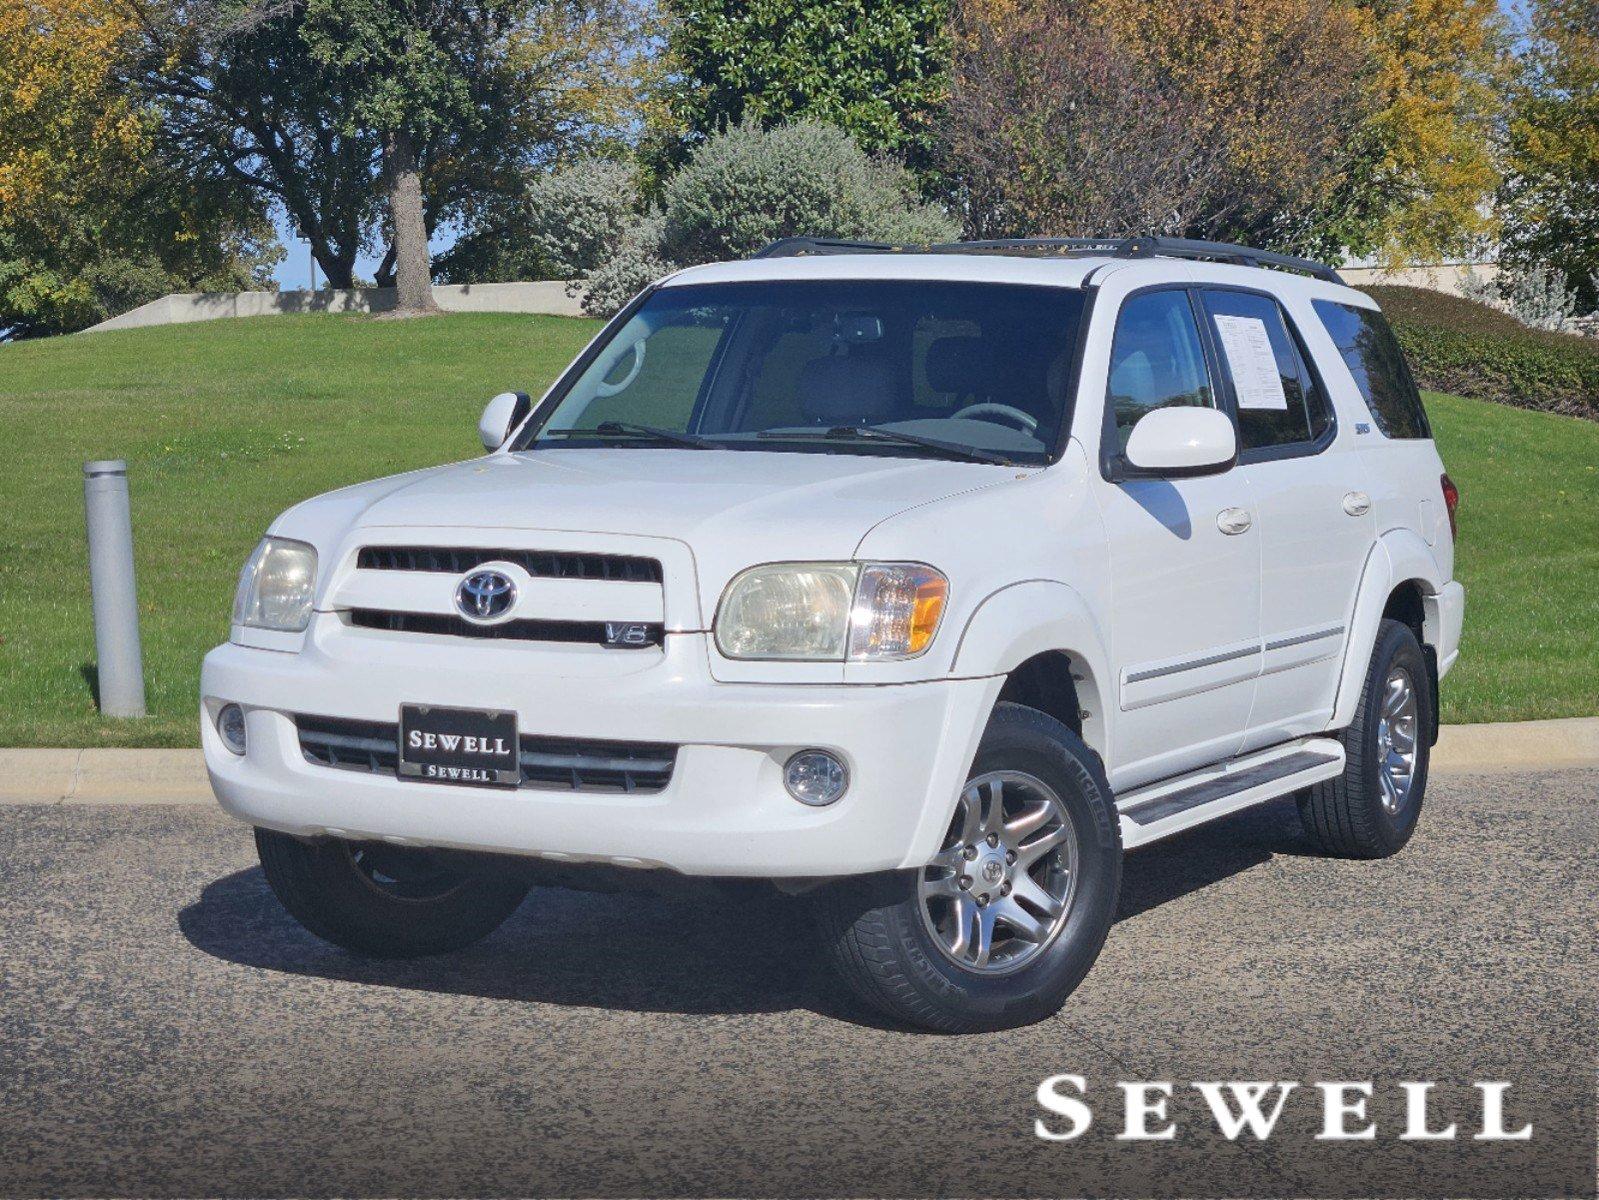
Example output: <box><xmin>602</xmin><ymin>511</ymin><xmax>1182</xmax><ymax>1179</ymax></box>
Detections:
<box><xmin>1500</xmin><ymin>0</ymin><xmax>1599</xmax><ymax>309</ymax></box>
<box><xmin>1092</xmin><ymin>0</ymin><xmax>1378</xmax><ymax>254</ymax></box>
<box><xmin>131</xmin><ymin>0</ymin><xmax>652</xmax><ymax>295</ymax></box>
<box><xmin>939</xmin><ymin>7</ymin><xmax>1221</xmax><ymax>239</ymax></box>
<box><xmin>125</xmin><ymin>0</ymin><xmax>383</xmax><ymax>289</ymax></box>
<box><xmin>298</xmin><ymin>0</ymin><xmax>658</xmax><ymax>311</ymax></box>
<box><xmin>0</xmin><ymin>0</ymin><xmax>277</xmax><ymax>337</ymax></box>
<box><xmin>1344</xmin><ymin>0</ymin><xmax>1505</xmax><ymax>263</ymax></box>
<box><xmin>294</xmin><ymin>1</ymin><xmax>496</xmax><ymax>312</ymax></box>
<box><xmin>664</xmin><ymin>0</ymin><xmax>951</xmax><ymax>170</ymax></box>
<box><xmin>938</xmin><ymin>0</ymin><xmax>1505</xmax><ymax>261</ymax></box>
<box><xmin>939</xmin><ymin>0</ymin><xmax>1371</xmax><ymax>250</ymax></box>
<box><xmin>433</xmin><ymin>0</ymin><xmax>665</xmax><ymax>282</ymax></box>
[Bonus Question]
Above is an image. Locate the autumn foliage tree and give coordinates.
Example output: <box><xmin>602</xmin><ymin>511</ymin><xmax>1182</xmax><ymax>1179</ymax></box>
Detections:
<box><xmin>1347</xmin><ymin>0</ymin><xmax>1505</xmax><ymax>262</ymax></box>
<box><xmin>0</xmin><ymin>0</ymin><xmax>275</xmax><ymax>336</ymax></box>
<box><xmin>938</xmin><ymin>9</ymin><xmax>1225</xmax><ymax>239</ymax></box>
<box><xmin>937</xmin><ymin>0</ymin><xmax>1506</xmax><ymax>261</ymax></box>
<box><xmin>1501</xmin><ymin>0</ymin><xmax>1599</xmax><ymax>308</ymax></box>
<box><xmin>939</xmin><ymin>0</ymin><xmax>1372</xmax><ymax>250</ymax></box>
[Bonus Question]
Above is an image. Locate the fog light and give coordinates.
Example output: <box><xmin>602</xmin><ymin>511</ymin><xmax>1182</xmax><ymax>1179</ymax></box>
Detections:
<box><xmin>217</xmin><ymin>703</ymin><xmax>247</xmax><ymax>755</ymax></box>
<box><xmin>784</xmin><ymin>749</ymin><xmax>848</xmax><ymax>807</ymax></box>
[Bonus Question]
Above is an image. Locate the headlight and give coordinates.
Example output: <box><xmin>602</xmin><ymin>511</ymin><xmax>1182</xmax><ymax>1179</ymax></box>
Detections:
<box><xmin>715</xmin><ymin>562</ymin><xmax>858</xmax><ymax>660</ymax></box>
<box><xmin>232</xmin><ymin>537</ymin><xmax>317</xmax><ymax>632</ymax></box>
<box><xmin>714</xmin><ymin>562</ymin><xmax>948</xmax><ymax>661</ymax></box>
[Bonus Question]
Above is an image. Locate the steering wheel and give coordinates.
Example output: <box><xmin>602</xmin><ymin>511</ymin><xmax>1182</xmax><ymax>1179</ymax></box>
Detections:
<box><xmin>595</xmin><ymin>338</ymin><xmax>646</xmax><ymax>398</ymax></box>
<box><xmin>952</xmin><ymin>402</ymin><xmax>1038</xmax><ymax>436</ymax></box>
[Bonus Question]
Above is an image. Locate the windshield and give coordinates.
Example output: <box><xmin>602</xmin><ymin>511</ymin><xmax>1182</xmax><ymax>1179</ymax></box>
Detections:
<box><xmin>515</xmin><ymin>279</ymin><xmax>1086</xmax><ymax>464</ymax></box>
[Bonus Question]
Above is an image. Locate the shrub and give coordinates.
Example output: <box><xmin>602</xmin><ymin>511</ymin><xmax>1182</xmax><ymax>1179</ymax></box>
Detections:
<box><xmin>580</xmin><ymin>119</ymin><xmax>960</xmax><ymax>315</ymax></box>
<box><xmin>1459</xmin><ymin>262</ymin><xmax>1580</xmax><ymax>331</ymax></box>
<box><xmin>581</xmin><ymin>213</ymin><xmax>673</xmax><ymax>318</ymax></box>
<box><xmin>524</xmin><ymin>160</ymin><xmax>641</xmax><ymax>278</ymax></box>
<box><xmin>436</xmin><ymin>160</ymin><xmax>640</xmax><ymax>285</ymax></box>
<box><xmin>1366</xmin><ymin>285</ymin><xmax>1599</xmax><ymax>419</ymax></box>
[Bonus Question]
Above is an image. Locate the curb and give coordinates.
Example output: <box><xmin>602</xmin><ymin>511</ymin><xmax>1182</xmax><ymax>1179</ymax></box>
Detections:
<box><xmin>1430</xmin><ymin>716</ymin><xmax>1599</xmax><ymax>776</ymax></box>
<box><xmin>2</xmin><ymin>718</ymin><xmax>1595</xmax><ymax>806</ymax></box>
<box><xmin>0</xmin><ymin>748</ymin><xmax>212</xmax><ymax>805</ymax></box>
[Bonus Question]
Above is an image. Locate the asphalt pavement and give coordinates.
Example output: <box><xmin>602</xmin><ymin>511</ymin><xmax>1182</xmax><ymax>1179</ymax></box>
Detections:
<box><xmin>1</xmin><ymin>771</ymin><xmax>1593</xmax><ymax>1198</ymax></box>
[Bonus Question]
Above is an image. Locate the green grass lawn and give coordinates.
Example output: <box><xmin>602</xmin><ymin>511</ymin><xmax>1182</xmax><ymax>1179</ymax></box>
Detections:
<box><xmin>1426</xmin><ymin>392</ymin><xmax>1598</xmax><ymax>723</ymax></box>
<box><xmin>1</xmin><ymin>313</ymin><xmax>1594</xmax><ymax>746</ymax></box>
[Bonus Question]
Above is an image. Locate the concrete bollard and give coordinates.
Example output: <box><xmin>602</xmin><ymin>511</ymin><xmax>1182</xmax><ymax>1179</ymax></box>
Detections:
<box><xmin>82</xmin><ymin>460</ymin><xmax>147</xmax><ymax>718</ymax></box>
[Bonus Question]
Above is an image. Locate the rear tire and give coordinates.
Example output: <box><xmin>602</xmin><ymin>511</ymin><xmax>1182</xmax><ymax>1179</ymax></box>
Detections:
<box><xmin>255</xmin><ymin>829</ymin><xmax>530</xmax><ymax>957</ymax></box>
<box><xmin>1298</xmin><ymin>619</ymin><xmax>1432</xmax><ymax>858</ymax></box>
<box><xmin>813</xmin><ymin>703</ymin><xmax>1121</xmax><ymax>1033</ymax></box>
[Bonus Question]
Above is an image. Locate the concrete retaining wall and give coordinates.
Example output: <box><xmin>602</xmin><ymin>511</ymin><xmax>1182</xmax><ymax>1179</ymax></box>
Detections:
<box><xmin>89</xmin><ymin>266</ymin><xmax>1515</xmax><ymax>333</ymax></box>
<box><xmin>84</xmin><ymin>280</ymin><xmax>586</xmax><ymax>333</ymax></box>
<box><xmin>1340</xmin><ymin>262</ymin><xmax>1498</xmax><ymax>298</ymax></box>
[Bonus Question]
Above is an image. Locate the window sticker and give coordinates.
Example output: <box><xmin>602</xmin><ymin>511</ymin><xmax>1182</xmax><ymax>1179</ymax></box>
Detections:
<box><xmin>1212</xmin><ymin>314</ymin><xmax>1288</xmax><ymax>411</ymax></box>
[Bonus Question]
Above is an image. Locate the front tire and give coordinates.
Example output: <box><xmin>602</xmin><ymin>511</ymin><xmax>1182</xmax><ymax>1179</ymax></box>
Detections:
<box><xmin>814</xmin><ymin>703</ymin><xmax>1122</xmax><ymax>1033</ymax></box>
<box><xmin>255</xmin><ymin>829</ymin><xmax>530</xmax><ymax>958</ymax></box>
<box><xmin>1298</xmin><ymin>618</ymin><xmax>1432</xmax><ymax>858</ymax></box>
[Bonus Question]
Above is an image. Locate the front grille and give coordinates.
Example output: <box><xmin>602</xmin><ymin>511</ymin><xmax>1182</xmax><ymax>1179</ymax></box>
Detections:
<box><xmin>358</xmin><ymin>545</ymin><xmax>662</xmax><ymax>584</ymax></box>
<box><xmin>296</xmin><ymin>714</ymin><xmax>677</xmax><ymax>794</ymax></box>
<box><xmin>347</xmin><ymin>608</ymin><xmax>663</xmax><ymax>646</ymax></box>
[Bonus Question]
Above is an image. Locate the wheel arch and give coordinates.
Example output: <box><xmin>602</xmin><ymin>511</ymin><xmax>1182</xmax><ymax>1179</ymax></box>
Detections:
<box><xmin>1332</xmin><ymin>529</ymin><xmax>1446</xmax><ymax>731</ymax></box>
<box><xmin>950</xmin><ymin>580</ymin><xmax>1112</xmax><ymax>763</ymax></box>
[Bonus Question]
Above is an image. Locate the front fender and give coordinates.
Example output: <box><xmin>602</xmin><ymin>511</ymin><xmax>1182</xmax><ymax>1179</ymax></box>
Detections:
<box><xmin>895</xmin><ymin>579</ymin><xmax>1115</xmax><ymax>869</ymax></box>
<box><xmin>950</xmin><ymin>579</ymin><xmax>1113</xmax><ymax>759</ymax></box>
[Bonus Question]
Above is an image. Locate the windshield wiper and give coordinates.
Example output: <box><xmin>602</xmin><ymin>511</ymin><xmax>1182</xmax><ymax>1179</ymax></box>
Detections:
<box><xmin>542</xmin><ymin>421</ymin><xmax>716</xmax><ymax>450</ymax></box>
<box><xmin>757</xmin><ymin>426</ymin><xmax>1015</xmax><ymax>466</ymax></box>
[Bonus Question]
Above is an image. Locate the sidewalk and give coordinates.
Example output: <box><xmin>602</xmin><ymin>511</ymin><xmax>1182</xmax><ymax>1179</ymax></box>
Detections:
<box><xmin>2</xmin><ymin>718</ymin><xmax>1594</xmax><ymax>805</ymax></box>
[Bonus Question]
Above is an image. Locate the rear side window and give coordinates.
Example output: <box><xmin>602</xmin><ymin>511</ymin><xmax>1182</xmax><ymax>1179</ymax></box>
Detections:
<box><xmin>1106</xmin><ymin>289</ymin><xmax>1214</xmax><ymax>452</ymax></box>
<box><xmin>1312</xmin><ymin>300</ymin><xmax>1430</xmax><ymax>439</ymax></box>
<box><xmin>1200</xmin><ymin>289</ymin><xmax>1333</xmax><ymax>453</ymax></box>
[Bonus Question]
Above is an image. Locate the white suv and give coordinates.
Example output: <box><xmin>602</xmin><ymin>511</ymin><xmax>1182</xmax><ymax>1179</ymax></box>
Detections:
<box><xmin>204</xmin><ymin>237</ymin><xmax>1465</xmax><ymax>1032</ymax></box>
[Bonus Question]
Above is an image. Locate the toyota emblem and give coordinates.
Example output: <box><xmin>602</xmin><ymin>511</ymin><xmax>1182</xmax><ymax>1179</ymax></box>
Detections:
<box><xmin>455</xmin><ymin>569</ymin><xmax>517</xmax><ymax>623</ymax></box>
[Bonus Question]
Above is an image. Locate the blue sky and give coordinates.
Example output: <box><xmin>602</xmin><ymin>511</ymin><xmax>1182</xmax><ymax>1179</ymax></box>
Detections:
<box><xmin>270</xmin><ymin>215</ymin><xmax>459</xmax><ymax>291</ymax></box>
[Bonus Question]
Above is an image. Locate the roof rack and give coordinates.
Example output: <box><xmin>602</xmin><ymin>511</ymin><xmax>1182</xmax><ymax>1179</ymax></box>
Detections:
<box><xmin>752</xmin><ymin>235</ymin><xmax>1344</xmax><ymax>285</ymax></box>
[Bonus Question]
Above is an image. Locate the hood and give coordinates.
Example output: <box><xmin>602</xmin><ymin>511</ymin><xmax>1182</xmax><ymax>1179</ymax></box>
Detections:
<box><xmin>273</xmin><ymin>447</ymin><xmax>1021</xmax><ymax>609</ymax></box>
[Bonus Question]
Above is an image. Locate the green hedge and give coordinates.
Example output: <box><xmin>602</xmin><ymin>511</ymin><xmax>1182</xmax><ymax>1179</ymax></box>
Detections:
<box><xmin>1363</xmin><ymin>286</ymin><xmax>1599</xmax><ymax>420</ymax></box>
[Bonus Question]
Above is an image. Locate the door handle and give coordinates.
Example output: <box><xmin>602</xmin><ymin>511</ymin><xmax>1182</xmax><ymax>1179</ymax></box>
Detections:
<box><xmin>1342</xmin><ymin>491</ymin><xmax>1371</xmax><ymax>517</ymax></box>
<box><xmin>1217</xmin><ymin>507</ymin><xmax>1253</xmax><ymax>535</ymax></box>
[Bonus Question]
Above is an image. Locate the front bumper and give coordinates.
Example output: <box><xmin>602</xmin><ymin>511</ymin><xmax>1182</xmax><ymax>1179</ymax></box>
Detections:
<box><xmin>201</xmin><ymin>625</ymin><xmax>1000</xmax><ymax>877</ymax></box>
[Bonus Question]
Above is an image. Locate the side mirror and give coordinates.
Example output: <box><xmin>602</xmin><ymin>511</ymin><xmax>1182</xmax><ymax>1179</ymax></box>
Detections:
<box><xmin>479</xmin><ymin>391</ymin><xmax>531</xmax><ymax>451</ymax></box>
<box><xmin>1121</xmin><ymin>407</ymin><xmax>1237</xmax><ymax>478</ymax></box>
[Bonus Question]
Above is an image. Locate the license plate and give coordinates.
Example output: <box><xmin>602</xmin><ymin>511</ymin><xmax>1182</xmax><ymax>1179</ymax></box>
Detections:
<box><xmin>398</xmin><ymin>704</ymin><xmax>520</xmax><ymax>786</ymax></box>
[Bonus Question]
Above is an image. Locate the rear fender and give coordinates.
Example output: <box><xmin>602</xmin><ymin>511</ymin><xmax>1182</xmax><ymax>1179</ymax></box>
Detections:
<box><xmin>1331</xmin><ymin>529</ymin><xmax>1445</xmax><ymax>730</ymax></box>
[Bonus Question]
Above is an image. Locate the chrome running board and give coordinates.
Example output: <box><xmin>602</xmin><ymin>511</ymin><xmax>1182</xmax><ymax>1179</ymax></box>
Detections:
<box><xmin>1116</xmin><ymin>737</ymin><xmax>1345</xmax><ymax>849</ymax></box>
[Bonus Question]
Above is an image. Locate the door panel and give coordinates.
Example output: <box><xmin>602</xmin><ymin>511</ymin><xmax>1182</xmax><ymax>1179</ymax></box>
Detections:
<box><xmin>1090</xmin><ymin>284</ymin><xmax>1262</xmax><ymax>791</ymax></box>
<box><xmin>1193</xmin><ymin>287</ymin><xmax>1371</xmax><ymax>750</ymax></box>
<box><xmin>1242</xmin><ymin>452</ymin><xmax>1371</xmax><ymax>747</ymax></box>
<box><xmin>1099</xmin><ymin>474</ymin><xmax>1261</xmax><ymax>788</ymax></box>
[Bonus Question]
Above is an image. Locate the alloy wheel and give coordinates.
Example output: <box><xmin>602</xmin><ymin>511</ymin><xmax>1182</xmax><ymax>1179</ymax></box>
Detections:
<box><xmin>1375</xmin><ymin>666</ymin><xmax>1420</xmax><ymax>816</ymax></box>
<box><xmin>917</xmin><ymin>771</ymin><xmax>1079</xmax><ymax>974</ymax></box>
